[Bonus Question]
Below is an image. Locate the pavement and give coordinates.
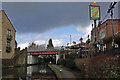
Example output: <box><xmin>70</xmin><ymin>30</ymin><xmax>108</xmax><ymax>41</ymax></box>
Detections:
<box><xmin>52</xmin><ymin>64</ymin><xmax>77</xmax><ymax>80</ymax></box>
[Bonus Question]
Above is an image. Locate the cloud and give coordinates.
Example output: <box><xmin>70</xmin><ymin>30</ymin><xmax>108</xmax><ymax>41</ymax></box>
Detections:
<box><xmin>34</xmin><ymin>40</ymin><xmax>46</xmax><ymax>45</ymax></box>
<box><xmin>33</xmin><ymin>34</ymin><xmax>41</xmax><ymax>40</ymax></box>
<box><xmin>18</xmin><ymin>42</ymin><xmax>29</xmax><ymax>50</ymax></box>
<box><xmin>76</xmin><ymin>23</ymin><xmax>92</xmax><ymax>34</ymax></box>
<box><xmin>2</xmin><ymin>0</ymin><xmax>116</xmax><ymax>2</ymax></box>
<box><xmin>2</xmin><ymin>2</ymin><xmax>111</xmax><ymax>33</ymax></box>
<box><xmin>18</xmin><ymin>40</ymin><xmax>46</xmax><ymax>50</ymax></box>
<box><xmin>53</xmin><ymin>39</ymin><xmax>64</xmax><ymax>47</ymax></box>
<box><xmin>75</xmin><ymin>23</ymin><xmax>92</xmax><ymax>42</ymax></box>
<box><xmin>18</xmin><ymin>39</ymin><xmax>64</xmax><ymax>50</ymax></box>
<box><xmin>43</xmin><ymin>36</ymin><xmax>51</xmax><ymax>40</ymax></box>
<box><xmin>54</xmin><ymin>34</ymin><xmax>81</xmax><ymax>39</ymax></box>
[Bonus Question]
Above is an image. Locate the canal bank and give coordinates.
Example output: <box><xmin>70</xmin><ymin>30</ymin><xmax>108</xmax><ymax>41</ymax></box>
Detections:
<box><xmin>48</xmin><ymin>64</ymin><xmax>77</xmax><ymax>80</ymax></box>
<box><xmin>48</xmin><ymin>64</ymin><xmax>63</xmax><ymax>79</ymax></box>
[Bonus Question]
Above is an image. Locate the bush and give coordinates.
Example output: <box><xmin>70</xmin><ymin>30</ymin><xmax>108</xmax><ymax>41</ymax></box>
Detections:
<box><xmin>103</xmin><ymin>36</ymin><xmax>112</xmax><ymax>44</ymax></box>
<box><xmin>75</xmin><ymin>58</ymin><xmax>89</xmax><ymax>78</ymax></box>
<box><xmin>86</xmin><ymin>39</ymin><xmax>90</xmax><ymax>44</ymax></box>
<box><xmin>88</xmin><ymin>53</ymin><xmax>120</xmax><ymax>78</ymax></box>
<box><xmin>66</xmin><ymin>53</ymin><xmax>78</xmax><ymax>69</ymax></box>
<box><xmin>115</xmin><ymin>33</ymin><xmax>120</xmax><ymax>47</ymax></box>
<box><xmin>103</xmin><ymin>36</ymin><xmax>113</xmax><ymax>49</ymax></box>
<box><xmin>57</xmin><ymin>58</ymin><xmax>66</xmax><ymax>66</ymax></box>
<box><xmin>92</xmin><ymin>42</ymin><xmax>97</xmax><ymax>47</ymax></box>
<box><xmin>103</xmin><ymin>64</ymin><xmax>120</xmax><ymax>78</ymax></box>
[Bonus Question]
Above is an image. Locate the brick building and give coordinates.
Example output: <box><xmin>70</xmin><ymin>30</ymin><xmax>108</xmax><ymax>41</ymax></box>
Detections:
<box><xmin>91</xmin><ymin>19</ymin><xmax>120</xmax><ymax>44</ymax></box>
<box><xmin>0</xmin><ymin>10</ymin><xmax>16</xmax><ymax>59</ymax></box>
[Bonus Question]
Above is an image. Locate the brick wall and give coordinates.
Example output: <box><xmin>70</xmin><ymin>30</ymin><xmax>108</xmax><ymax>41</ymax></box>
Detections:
<box><xmin>1</xmin><ymin>10</ymin><xmax>16</xmax><ymax>59</ymax></box>
<box><xmin>91</xmin><ymin>19</ymin><xmax>120</xmax><ymax>43</ymax></box>
<box><xmin>2</xmin><ymin>48</ymin><xmax>27</xmax><ymax>67</ymax></box>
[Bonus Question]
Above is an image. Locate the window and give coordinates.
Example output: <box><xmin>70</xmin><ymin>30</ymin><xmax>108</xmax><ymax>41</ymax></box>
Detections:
<box><xmin>100</xmin><ymin>29</ymin><xmax>105</xmax><ymax>39</ymax></box>
<box><xmin>6</xmin><ymin>42</ymin><xmax>11</xmax><ymax>53</ymax></box>
<box><xmin>7</xmin><ymin>30</ymin><xmax>11</xmax><ymax>36</ymax></box>
<box><xmin>7</xmin><ymin>30</ymin><xmax>11</xmax><ymax>40</ymax></box>
<box><xmin>7</xmin><ymin>42</ymin><xmax>10</xmax><ymax>48</ymax></box>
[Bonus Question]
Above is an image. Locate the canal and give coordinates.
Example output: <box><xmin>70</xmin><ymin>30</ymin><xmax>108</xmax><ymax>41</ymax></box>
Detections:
<box><xmin>2</xmin><ymin>64</ymin><xmax>57</xmax><ymax>80</ymax></box>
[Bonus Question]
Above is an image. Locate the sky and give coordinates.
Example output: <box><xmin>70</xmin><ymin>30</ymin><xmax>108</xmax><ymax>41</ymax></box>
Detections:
<box><xmin>2</xmin><ymin>2</ymin><xmax>119</xmax><ymax>50</ymax></box>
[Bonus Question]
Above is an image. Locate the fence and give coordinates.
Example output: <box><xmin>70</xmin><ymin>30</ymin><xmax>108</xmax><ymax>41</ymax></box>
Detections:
<box><xmin>94</xmin><ymin>48</ymin><xmax>120</xmax><ymax>56</ymax></box>
<box><xmin>79</xmin><ymin>47</ymin><xmax>120</xmax><ymax>58</ymax></box>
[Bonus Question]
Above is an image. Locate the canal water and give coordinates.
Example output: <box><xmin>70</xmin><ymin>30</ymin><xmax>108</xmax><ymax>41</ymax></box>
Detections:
<box><xmin>2</xmin><ymin>65</ymin><xmax>57</xmax><ymax>80</ymax></box>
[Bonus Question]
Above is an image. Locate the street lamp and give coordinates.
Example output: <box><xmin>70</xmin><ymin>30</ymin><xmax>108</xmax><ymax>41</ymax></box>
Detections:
<box><xmin>98</xmin><ymin>21</ymin><xmax>102</xmax><ymax>51</ymax></box>
<box><xmin>107</xmin><ymin>2</ymin><xmax>117</xmax><ymax>48</ymax></box>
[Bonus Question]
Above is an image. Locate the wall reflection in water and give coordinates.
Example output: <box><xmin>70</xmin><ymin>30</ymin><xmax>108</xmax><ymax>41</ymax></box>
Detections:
<box><xmin>2</xmin><ymin>65</ymin><xmax>56</xmax><ymax>80</ymax></box>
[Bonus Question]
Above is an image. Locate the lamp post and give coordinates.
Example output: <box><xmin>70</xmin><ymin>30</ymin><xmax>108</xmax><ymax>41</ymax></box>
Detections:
<box><xmin>107</xmin><ymin>2</ymin><xmax>117</xmax><ymax>49</ymax></box>
<box><xmin>94</xmin><ymin>20</ymin><xmax>97</xmax><ymax>43</ymax></box>
<box><xmin>98</xmin><ymin>21</ymin><xmax>102</xmax><ymax>51</ymax></box>
<box><xmin>89</xmin><ymin>2</ymin><xmax>100</xmax><ymax>53</ymax></box>
<box><xmin>111</xmin><ymin>9</ymin><xmax>115</xmax><ymax>48</ymax></box>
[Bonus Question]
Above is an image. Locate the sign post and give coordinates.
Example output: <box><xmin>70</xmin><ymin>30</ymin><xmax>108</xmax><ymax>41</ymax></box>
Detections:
<box><xmin>89</xmin><ymin>2</ymin><xmax>100</xmax><ymax>20</ymax></box>
<box><xmin>89</xmin><ymin>2</ymin><xmax>100</xmax><ymax>51</ymax></box>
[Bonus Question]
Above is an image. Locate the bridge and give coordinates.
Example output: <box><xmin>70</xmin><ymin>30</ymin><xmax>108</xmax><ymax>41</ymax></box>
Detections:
<box><xmin>27</xmin><ymin>48</ymin><xmax>60</xmax><ymax>65</ymax></box>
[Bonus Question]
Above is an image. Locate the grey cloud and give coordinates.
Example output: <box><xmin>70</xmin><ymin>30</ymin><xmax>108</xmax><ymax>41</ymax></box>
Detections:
<box><xmin>2</xmin><ymin>0</ymin><xmax>116</xmax><ymax>2</ymax></box>
<box><xmin>2</xmin><ymin>2</ymin><xmax>116</xmax><ymax>33</ymax></box>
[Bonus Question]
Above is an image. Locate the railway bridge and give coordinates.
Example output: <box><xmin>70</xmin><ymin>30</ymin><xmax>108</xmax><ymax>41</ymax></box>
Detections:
<box><xmin>27</xmin><ymin>49</ymin><xmax>60</xmax><ymax>64</ymax></box>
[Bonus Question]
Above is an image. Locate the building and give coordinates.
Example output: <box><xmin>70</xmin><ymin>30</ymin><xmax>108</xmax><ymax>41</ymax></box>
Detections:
<box><xmin>91</xmin><ymin>19</ymin><xmax>120</xmax><ymax>43</ymax></box>
<box><xmin>0</xmin><ymin>10</ymin><xmax>16</xmax><ymax>59</ymax></box>
<box><xmin>91</xmin><ymin>19</ymin><xmax>120</xmax><ymax>50</ymax></box>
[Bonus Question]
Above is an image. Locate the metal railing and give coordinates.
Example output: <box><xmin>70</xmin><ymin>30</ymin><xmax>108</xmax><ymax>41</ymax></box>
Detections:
<box><xmin>94</xmin><ymin>48</ymin><xmax>120</xmax><ymax>56</ymax></box>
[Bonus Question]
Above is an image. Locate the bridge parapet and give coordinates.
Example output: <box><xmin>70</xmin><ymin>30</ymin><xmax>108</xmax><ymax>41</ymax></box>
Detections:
<box><xmin>27</xmin><ymin>48</ymin><xmax>60</xmax><ymax>53</ymax></box>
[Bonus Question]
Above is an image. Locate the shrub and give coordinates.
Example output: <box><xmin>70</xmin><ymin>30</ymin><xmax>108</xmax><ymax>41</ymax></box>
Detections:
<box><xmin>92</xmin><ymin>42</ymin><xmax>97</xmax><ymax>47</ymax></box>
<box><xmin>103</xmin><ymin>36</ymin><xmax>113</xmax><ymax>49</ymax></box>
<box><xmin>103</xmin><ymin>36</ymin><xmax>112</xmax><ymax>44</ymax></box>
<box><xmin>88</xmin><ymin>53</ymin><xmax>120</xmax><ymax>78</ymax></box>
<box><xmin>75</xmin><ymin>58</ymin><xmax>89</xmax><ymax>78</ymax></box>
<box><xmin>57</xmin><ymin>58</ymin><xmax>66</xmax><ymax>66</ymax></box>
<box><xmin>86</xmin><ymin>39</ymin><xmax>90</xmax><ymax>44</ymax></box>
<box><xmin>103</xmin><ymin>64</ymin><xmax>120</xmax><ymax>78</ymax></box>
<box><xmin>66</xmin><ymin>53</ymin><xmax>78</xmax><ymax>69</ymax></box>
<box><xmin>115</xmin><ymin>33</ymin><xmax>120</xmax><ymax>47</ymax></box>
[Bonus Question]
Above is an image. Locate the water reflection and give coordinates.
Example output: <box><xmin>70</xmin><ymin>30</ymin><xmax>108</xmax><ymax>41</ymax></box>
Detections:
<box><xmin>2</xmin><ymin>65</ymin><xmax>56</xmax><ymax>80</ymax></box>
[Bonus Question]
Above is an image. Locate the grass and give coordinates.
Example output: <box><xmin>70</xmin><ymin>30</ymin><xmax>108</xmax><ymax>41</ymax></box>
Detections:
<box><xmin>48</xmin><ymin>64</ymin><xmax>63</xmax><ymax>79</ymax></box>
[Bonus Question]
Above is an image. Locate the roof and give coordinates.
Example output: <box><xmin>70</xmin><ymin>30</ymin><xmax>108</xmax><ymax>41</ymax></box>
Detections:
<box><xmin>91</xmin><ymin>19</ymin><xmax>120</xmax><ymax>32</ymax></box>
<box><xmin>90</xmin><ymin>3</ymin><xmax>99</xmax><ymax>6</ymax></box>
<box><xmin>69</xmin><ymin>43</ymin><xmax>95</xmax><ymax>49</ymax></box>
<box><xmin>102</xmin><ymin>19</ymin><xmax>120</xmax><ymax>25</ymax></box>
<box><xmin>84</xmin><ymin>43</ymin><xmax>95</xmax><ymax>48</ymax></box>
<box><xmin>1</xmin><ymin>10</ymin><xmax>16</xmax><ymax>32</ymax></box>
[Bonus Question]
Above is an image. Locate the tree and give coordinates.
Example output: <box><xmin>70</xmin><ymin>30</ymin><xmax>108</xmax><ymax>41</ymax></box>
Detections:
<box><xmin>79</xmin><ymin>37</ymin><xmax>83</xmax><ymax>45</ymax></box>
<box><xmin>86</xmin><ymin>34</ymin><xmax>90</xmax><ymax>44</ymax></box>
<box><xmin>72</xmin><ymin>41</ymin><xmax>76</xmax><ymax>45</ymax></box>
<box><xmin>28</xmin><ymin>42</ymin><xmax>36</xmax><ymax>48</ymax></box>
<box><xmin>80</xmin><ymin>37</ymin><xmax>83</xmax><ymax>43</ymax></box>
<box><xmin>67</xmin><ymin>43</ymin><xmax>69</xmax><ymax>46</ymax></box>
<box><xmin>88</xmin><ymin>34</ymin><xmax>89</xmax><ymax>39</ymax></box>
<box><xmin>86</xmin><ymin>39</ymin><xmax>91</xmax><ymax>44</ymax></box>
<box><xmin>61</xmin><ymin>45</ymin><xmax>64</xmax><ymax>50</ymax></box>
<box><xmin>47</xmin><ymin>38</ymin><xmax>54</xmax><ymax>49</ymax></box>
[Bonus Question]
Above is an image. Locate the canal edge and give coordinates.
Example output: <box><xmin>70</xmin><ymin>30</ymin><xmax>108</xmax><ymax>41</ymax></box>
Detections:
<box><xmin>48</xmin><ymin>64</ymin><xmax>63</xmax><ymax>80</ymax></box>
